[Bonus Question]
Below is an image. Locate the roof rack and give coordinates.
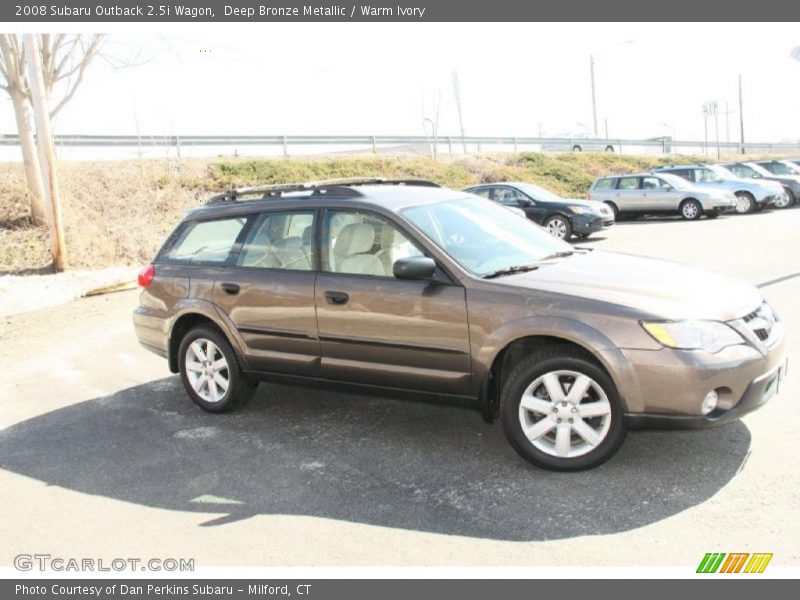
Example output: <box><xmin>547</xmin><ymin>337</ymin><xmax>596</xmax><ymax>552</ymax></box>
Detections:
<box><xmin>206</xmin><ymin>177</ymin><xmax>441</xmax><ymax>204</ymax></box>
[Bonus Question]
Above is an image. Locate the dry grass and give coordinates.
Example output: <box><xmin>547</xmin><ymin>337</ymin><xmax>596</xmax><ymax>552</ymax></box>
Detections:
<box><xmin>0</xmin><ymin>151</ymin><xmax>778</xmax><ymax>273</ymax></box>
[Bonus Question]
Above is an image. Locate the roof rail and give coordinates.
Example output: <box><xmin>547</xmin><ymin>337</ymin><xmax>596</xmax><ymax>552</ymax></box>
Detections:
<box><xmin>206</xmin><ymin>177</ymin><xmax>441</xmax><ymax>204</ymax></box>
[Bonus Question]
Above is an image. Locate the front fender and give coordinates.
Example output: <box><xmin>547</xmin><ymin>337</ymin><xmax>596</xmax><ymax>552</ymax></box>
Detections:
<box><xmin>474</xmin><ymin>315</ymin><xmax>641</xmax><ymax>412</ymax></box>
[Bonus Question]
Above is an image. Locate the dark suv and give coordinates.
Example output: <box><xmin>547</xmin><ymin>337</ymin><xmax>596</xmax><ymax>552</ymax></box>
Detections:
<box><xmin>463</xmin><ymin>182</ymin><xmax>614</xmax><ymax>240</ymax></box>
<box><xmin>134</xmin><ymin>178</ymin><xmax>786</xmax><ymax>470</ymax></box>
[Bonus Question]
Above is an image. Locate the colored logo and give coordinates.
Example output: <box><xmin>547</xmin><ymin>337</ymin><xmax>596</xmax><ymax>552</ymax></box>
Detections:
<box><xmin>697</xmin><ymin>552</ymin><xmax>773</xmax><ymax>573</ymax></box>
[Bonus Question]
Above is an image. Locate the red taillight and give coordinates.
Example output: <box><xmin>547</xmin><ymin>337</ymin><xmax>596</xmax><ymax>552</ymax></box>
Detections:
<box><xmin>138</xmin><ymin>264</ymin><xmax>155</xmax><ymax>287</ymax></box>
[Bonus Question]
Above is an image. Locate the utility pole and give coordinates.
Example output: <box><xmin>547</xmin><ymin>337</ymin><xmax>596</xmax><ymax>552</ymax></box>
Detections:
<box><xmin>590</xmin><ymin>54</ymin><xmax>598</xmax><ymax>137</ymax></box>
<box><xmin>451</xmin><ymin>71</ymin><xmax>467</xmax><ymax>154</ymax></box>
<box><xmin>714</xmin><ymin>102</ymin><xmax>720</xmax><ymax>159</ymax></box>
<box><xmin>738</xmin><ymin>75</ymin><xmax>745</xmax><ymax>154</ymax></box>
<box><xmin>24</xmin><ymin>34</ymin><xmax>67</xmax><ymax>271</ymax></box>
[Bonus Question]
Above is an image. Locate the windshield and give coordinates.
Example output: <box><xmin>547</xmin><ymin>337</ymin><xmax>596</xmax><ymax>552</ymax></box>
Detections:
<box><xmin>514</xmin><ymin>183</ymin><xmax>563</xmax><ymax>202</ymax></box>
<box><xmin>771</xmin><ymin>161</ymin><xmax>800</xmax><ymax>175</ymax></box>
<box><xmin>703</xmin><ymin>165</ymin><xmax>731</xmax><ymax>181</ymax></box>
<box><xmin>657</xmin><ymin>173</ymin><xmax>690</xmax><ymax>189</ymax></box>
<box><xmin>743</xmin><ymin>163</ymin><xmax>772</xmax><ymax>177</ymax></box>
<box><xmin>402</xmin><ymin>197</ymin><xmax>571</xmax><ymax>277</ymax></box>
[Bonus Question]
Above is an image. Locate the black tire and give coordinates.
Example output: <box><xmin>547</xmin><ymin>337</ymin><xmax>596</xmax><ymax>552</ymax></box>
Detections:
<box><xmin>572</xmin><ymin>144</ymin><xmax>582</xmax><ymax>152</ymax></box>
<box><xmin>604</xmin><ymin>145</ymin><xmax>615</xmax><ymax>153</ymax></box>
<box><xmin>604</xmin><ymin>202</ymin><xmax>620</xmax><ymax>221</ymax></box>
<box><xmin>734</xmin><ymin>192</ymin><xmax>755</xmax><ymax>214</ymax></box>
<box><xmin>679</xmin><ymin>198</ymin><xmax>702</xmax><ymax>221</ymax></box>
<box><xmin>178</xmin><ymin>325</ymin><xmax>257</xmax><ymax>413</ymax></box>
<box><xmin>544</xmin><ymin>214</ymin><xmax>573</xmax><ymax>240</ymax></box>
<box><xmin>500</xmin><ymin>346</ymin><xmax>626</xmax><ymax>471</ymax></box>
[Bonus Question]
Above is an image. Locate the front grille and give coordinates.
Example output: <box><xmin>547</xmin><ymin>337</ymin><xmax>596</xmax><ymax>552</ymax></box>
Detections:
<box><xmin>742</xmin><ymin>302</ymin><xmax>780</xmax><ymax>346</ymax></box>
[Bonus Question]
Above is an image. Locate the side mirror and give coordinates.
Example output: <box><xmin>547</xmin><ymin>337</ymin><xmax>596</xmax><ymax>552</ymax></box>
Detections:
<box><xmin>393</xmin><ymin>256</ymin><xmax>436</xmax><ymax>281</ymax></box>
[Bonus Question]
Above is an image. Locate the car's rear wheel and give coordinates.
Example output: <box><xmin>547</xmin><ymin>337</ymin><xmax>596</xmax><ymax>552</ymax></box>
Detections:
<box><xmin>734</xmin><ymin>192</ymin><xmax>755</xmax><ymax>214</ymax></box>
<box><xmin>680</xmin><ymin>199</ymin><xmax>702</xmax><ymax>220</ymax></box>
<box><xmin>178</xmin><ymin>325</ymin><xmax>256</xmax><ymax>413</ymax></box>
<box><xmin>500</xmin><ymin>346</ymin><xmax>626</xmax><ymax>471</ymax></box>
<box><xmin>544</xmin><ymin>215</ymin><xmax>573</xmax><ymax>240</ymax></box>
<box><xmin>604</xmin><ymin>202</ymin><xmax>620</xmax><ymax>221</ymax></box>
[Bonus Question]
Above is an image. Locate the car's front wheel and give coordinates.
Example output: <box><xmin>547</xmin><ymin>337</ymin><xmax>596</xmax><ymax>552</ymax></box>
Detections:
<box><xmin>544</xmin><ymin>215</ymin><xmax>573</xmax><ymax>240</ymax></box>
<box><xmin>178</xmin><ymin>325</ymin><xmax>256</xmax><ymax>413</ymax></box>
<box><xmin>500</xmin><ymin>346</ymin><xmax>626</xmax><ymax>471</ymax></box>
<box><xmin>775</xmin><ymin>189</ymin><xmax>794</xmax><ymax>209</ymax></box>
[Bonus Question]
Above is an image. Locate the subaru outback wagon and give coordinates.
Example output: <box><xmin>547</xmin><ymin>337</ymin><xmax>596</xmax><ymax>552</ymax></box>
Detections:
<box><xmin>134</xmin><ymin>178</ymin><xmax>787</xmax><ymax>470</ymax></box>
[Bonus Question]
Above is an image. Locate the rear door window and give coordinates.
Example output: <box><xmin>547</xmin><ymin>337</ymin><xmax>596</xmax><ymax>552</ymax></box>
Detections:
<box><xmin>616</xmin><ymin>177</ymin><xmax>640</xmax><ymax>190</ymax></box>
<box><xmin>165</xmin><ymin>217</ymin><xmax>246</xmax><ymax>264</ymax></box>
<box><xmin>238</xmin><ymin>211</ymin><xmax>316</xmax><ymax>270</ymax></box>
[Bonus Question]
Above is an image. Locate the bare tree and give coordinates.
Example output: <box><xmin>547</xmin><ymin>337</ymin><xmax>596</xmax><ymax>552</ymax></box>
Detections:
<box><xmin>0</xmin><ymin>33</ymin><xmax>104</xmax><ymax>224</ymax></box>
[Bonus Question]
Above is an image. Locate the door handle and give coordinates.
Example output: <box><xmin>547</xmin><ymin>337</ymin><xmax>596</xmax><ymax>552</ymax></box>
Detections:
<box><xmin>325</xmin><ymin>290</ymin><xmax>349</xmax><ymax>305</ymax></box>
<box><xmin>220</xmin><ymin>282</ymin><xmax>240</xmax><ymax>295</ymax></box>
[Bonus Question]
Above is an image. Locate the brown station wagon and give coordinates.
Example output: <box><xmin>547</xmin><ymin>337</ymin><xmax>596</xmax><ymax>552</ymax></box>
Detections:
<box><xmin>134</xmin><ymin>178</ymin><xmax>788</xmax><ymax>470</ymax></box>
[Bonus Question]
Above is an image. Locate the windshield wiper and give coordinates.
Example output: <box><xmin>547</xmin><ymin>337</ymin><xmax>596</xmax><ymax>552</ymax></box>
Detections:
<box><xmin>538</xmin><ymin>250</ymin><xmax>578</xmax><ymax>260</ymax></box>
<box><xmin>481</xmin><ymin>264</ymin><xmax>541</xmax><ymax>279</ymax></box>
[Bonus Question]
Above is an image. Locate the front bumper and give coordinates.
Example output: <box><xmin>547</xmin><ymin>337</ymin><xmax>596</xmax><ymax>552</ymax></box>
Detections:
<box><xmin>625</xmin><ymin>355</ymin><xmax>788</xmax><ymax>429</ymax></box>
<box><xmin>573</xmin><ymin>213</ymin><xmax>614</xmax><ymax>234</ymax></box>
<box><xmin>758</xmin><ymin>194</ymin><xmax>780</xmax><ymax>207</ymax></box>
<box><xmin>616</xmin><ymin>329</ymin><xmax>787</xmax><ymax>430</ymax></box>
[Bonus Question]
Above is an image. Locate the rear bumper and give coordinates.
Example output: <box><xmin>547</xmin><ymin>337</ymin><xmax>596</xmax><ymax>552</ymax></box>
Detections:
<box><xmin>133</xmin><ymin>306</ymin><xmax>170</xmax><ymax>359</ymax></box>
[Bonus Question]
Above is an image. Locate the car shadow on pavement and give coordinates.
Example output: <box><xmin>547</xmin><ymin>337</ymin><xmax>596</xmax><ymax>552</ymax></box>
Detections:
<box><xmin>0</xmin><ymin>376</ymin><xmax>750</xmax><ymax>541</ymax></box>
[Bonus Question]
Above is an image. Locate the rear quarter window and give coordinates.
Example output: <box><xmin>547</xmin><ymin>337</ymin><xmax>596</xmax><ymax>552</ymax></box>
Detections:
<box><xmin>592</xmin><ymin>178</ymin><xmax>614</xmax><ymax>191</ymax></box>
<box><xmin>164</xmin><ymin>217</ymin><xmax>246</xmax><ymax>264</ymax></box>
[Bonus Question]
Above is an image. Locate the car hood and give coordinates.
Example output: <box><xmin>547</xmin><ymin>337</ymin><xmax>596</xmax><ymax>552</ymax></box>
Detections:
<box><xmin>559</xmin><ymin>198</ymin><xmax>608</xmax><ymax>209</ymax></box>
<box><xmin>717</xmin><ymin>177</ymin><xmax>783</xmax><ymax>193</ymax></box>
<box><xmin>500</xmin><ymin>251</ymin><xmax>761</xmax><ymax>321</ymax></box>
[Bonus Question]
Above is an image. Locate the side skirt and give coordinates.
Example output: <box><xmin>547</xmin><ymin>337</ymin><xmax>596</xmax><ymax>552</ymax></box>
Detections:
<box><xmin>243</xmin><ymin>369</ymin><xmax>481</xmax><ymax>412</ymax></box>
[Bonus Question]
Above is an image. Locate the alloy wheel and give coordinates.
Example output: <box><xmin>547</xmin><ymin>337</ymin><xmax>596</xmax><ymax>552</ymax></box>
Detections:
<box><xmin>518</xmin><ymin>370</ymin><xmax>612</xmax><ymax>458</ymax></box>
<box><xmin>682</xmin><ymin>202</ymin><xmax>699</xmax><ymax>219</ymax></box>
<box><xmin>185</xmin><ymin>338</ymin><xmax>230</xmax><ymax>403</ymax></box>
<box><xmin>735</xmin><ymin>194</ymin><xmax>753</xmax><ymax>214</ymax></box>
<box><xmin>546</xmin><ymin>217</ymin><xmax>569</xmax><ymax>239</ymax></box>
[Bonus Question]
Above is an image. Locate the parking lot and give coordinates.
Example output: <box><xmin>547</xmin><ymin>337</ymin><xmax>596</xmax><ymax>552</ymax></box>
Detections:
<box><xmin>1</xmin><ymin>208</ymin><xmax>798</xmax><ymax>567</ymax></box>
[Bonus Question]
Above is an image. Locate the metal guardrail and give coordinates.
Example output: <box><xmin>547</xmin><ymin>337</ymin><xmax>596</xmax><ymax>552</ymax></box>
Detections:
<box><xmin>1</xmin><ymin>133</ymin><xmax>799</xmax><ymax>155</ymax></box>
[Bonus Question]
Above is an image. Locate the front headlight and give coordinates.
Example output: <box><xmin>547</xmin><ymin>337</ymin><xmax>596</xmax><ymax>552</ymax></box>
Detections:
<box><xmin>641</xmin><ymin>320</ymin><xmax>744</xmax><ymax>353</ymax></box>
<box><xmin>568</xmin><ymin>205</ymin><xmax>594</xmax><ymax>215</ymax></box>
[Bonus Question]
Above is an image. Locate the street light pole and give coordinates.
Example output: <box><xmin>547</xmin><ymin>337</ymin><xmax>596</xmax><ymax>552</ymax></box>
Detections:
<box><xmin>452</xmin><ymin>71</ymin><xmax>467</xmax><ymax>154</ymax></box>
<box><xmin>590</xmin><ymin>54</ymin><xmax>598</xmax><ymax>137</ymax></box>
<box><xmin>738</xmin><ymin>74</ymin><xmax>745</xmax><ymax>154</ymax></box>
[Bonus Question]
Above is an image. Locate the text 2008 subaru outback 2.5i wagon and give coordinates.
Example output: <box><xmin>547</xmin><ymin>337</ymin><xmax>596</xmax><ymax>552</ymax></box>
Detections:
<box><xmin>134</xmin><ymin>179</ymin><xmax>788</xmax><ymax>470</ymax></box>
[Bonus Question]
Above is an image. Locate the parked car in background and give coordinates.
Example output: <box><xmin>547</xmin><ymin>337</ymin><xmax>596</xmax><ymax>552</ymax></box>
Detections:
<box><xmin>133</xmin><ymin>178</ymin><xmax>787</xmax><ymax>471</ymax></box>
<box><xmin>540</xmin><ymin>133</ymin><xmax>616</xmax><ymax>153</ymax></box>
<box><xmin>651</xmin><ymin>164</ymin><xmax>786</xmax><ymax>214</ymax></box>
<box><xmin>588</xmin><ymin>172</ymin><xmax>736</xmax><ymax>221</ymax></box>
<box><xmin>464</xmin><ymin>182</ymin><xmax>614</xmax><ymax>240</ymax></box>
<box><xmin>752</xmin><ymin>159</ymin><xmax>800</xmax><ymax>178</ymax></box>
<box><xmin>719</xmin><ymin>161</ymin><xmax>798</xmax><ymax>208</ymax></box>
